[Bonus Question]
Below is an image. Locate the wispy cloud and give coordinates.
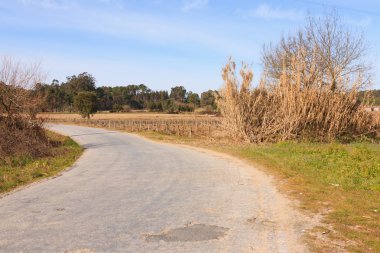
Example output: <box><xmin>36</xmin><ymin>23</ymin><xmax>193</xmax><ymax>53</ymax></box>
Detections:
<box><xmin>239</xmin><ymin>4</ymin><xmax>303</xmax><ymax>21</ymax></box>
<box><xmin>18</xmin><ymin>0</ymin><xmax>77</xmax><ymax>10</ymax></box>
<box><xmin>181</xmin><ymin>0</ymin><xmax>209</xmax><ymax>12</ymax></box>
<box><xmin>0</xmin><ymin>0</ymin><xmax>254</xmax><ymax>58</ymax></box>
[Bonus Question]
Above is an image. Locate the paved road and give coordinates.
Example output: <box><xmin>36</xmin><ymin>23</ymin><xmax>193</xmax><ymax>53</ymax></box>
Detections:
<box><xmin>0</xmin><ymin>125</ymin><xmax>313</xmax><ymax>253</ymax></box>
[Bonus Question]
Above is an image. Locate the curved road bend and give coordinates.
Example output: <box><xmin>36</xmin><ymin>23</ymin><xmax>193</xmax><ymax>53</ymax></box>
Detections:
<box><xmin>0</xmin><ymin>124</ymin><xmax>313</xmax><ymax>253</ymax></box>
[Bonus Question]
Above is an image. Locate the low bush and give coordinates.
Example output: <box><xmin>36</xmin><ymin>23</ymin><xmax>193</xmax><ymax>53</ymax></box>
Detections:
<box><xmin>0</xmin><ymin>116</ymin><xmax>51</xmax><ymax>165</ymax></box>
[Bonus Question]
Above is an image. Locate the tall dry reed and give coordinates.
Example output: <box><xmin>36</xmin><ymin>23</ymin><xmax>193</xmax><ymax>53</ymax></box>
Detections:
<box><xmin>217</xmin><ymin>57</ymin><xmax>379</xmax><ymax>143</ymax></box>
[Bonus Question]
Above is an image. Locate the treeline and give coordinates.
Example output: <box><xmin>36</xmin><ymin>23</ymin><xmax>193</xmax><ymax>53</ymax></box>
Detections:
<box><xmin>35</xmin><ymin>72</ymin><xmax>218</xmax><ymax>114</ymax></box>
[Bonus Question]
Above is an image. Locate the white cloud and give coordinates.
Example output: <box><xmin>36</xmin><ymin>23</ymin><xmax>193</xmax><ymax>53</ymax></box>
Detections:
<box><xmin>242</xmin><ymin>4</ymin><xmax>303</xmax><ymax>21</ymax></box>
<box><xmin>1</xmin><ymin>0</ymin><xmax>255</xmax><ymax>58</ymax></box>
<box><xmin>181</xmin><ymin>0</ymin><xmax>209</xmax><ymax>12</ymax></box>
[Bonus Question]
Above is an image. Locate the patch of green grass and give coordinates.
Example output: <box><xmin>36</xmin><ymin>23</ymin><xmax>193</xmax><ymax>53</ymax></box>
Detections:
<box><xmin>0</xmin><ymin>131</ymin><xmax>83</xmax><ymax>193</ymax></box>
<box><xmin>139</xmin><ymin>131</ymin><xmax>380</xmax><ymax>253</ymax></box>
<box><xmin>229</xmin><ymin>142</ymin><xmax>380</xmax><ymax>252</ymax></box>
<box><xmin>233</xmin><ymin>142</ymin><xmax>380</xmax><ymax>191</ymax></box>
<box><xmin>374</xmin><ymin>97</ymin><xmax>380</xmax><ymax>106</ymax></box>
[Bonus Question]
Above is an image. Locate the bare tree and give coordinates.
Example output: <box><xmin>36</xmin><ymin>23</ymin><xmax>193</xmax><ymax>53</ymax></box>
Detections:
<box><xmin>0</xmin><ymin>56</ymin><xmax>50</xmax><ymax>161</ymax></box>
<box><xmin>262</xmin><ymin>11</ymin><xmax>371</xmax><ymax>91</ymax></box>
<box><xmin>0</xmin><ymin>56</ymin><xmax>45</xmax><ymax>119</ymax></box>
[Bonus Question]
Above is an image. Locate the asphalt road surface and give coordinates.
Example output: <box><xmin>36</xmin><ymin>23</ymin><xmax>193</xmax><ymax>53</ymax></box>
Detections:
<box><xmin>0</xmin><ymin>125</ymin><xmax>314</xmax><ymax>253</ymax></box>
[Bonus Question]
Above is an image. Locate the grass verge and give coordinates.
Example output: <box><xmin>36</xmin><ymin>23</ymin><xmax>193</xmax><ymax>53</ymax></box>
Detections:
<box><xmin>139</xmin><ymin>131</ymin><xmax>380</xmax><ymax>253</ymax></box>
<box><xmin>0</xmin><ymin>130</ymin><xmax>83</xmax><ymax>194</ymax></box>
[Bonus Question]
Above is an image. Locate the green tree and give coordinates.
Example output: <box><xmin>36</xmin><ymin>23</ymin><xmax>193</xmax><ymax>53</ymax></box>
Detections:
<box><xmin>112</xmin><ymin>103</ymin><xmax>123</xmax><ymax>112</ymax></box>
<box><xmin>187</xmin><ymin>91</ymin><xmax>200</xmax><ymax>106</ymax></box>
<box><xmin>64</xmin><ymin>72</ymin><xmax>96</xmax><ymax>93</ymax></box>
<box><xmin>74</xmin><ymin>91</ymin><xmax>97</xmax><ymax>119</ymax></box>
<box><xmin>147</xmin><ymin>101</ymin><xmax>163</xmax><ymax>112</ymax></box>
<box><xmin>61</xmin><ymin>72</ymin><xmax>96</xmax><ymax>109</ymax></box>
<box><xmin>200</xmin><ymin>90</ymin><xmax>217</xmax><ymax>109</ymax></box>
<box><xmin>162</xmin><ymin>99</ymin><xmax>178</xmax><ymax>113</ymax></box>
<box><xmin>170</xmin><ymin>86</ymin><xmax>186</xmax><ymax>102</ymax></box>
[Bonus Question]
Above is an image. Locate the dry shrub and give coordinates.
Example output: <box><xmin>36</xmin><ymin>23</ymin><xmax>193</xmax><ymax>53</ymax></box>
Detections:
<box><xmin>0</xmin><ymin>116</ymin><xmax>51</xmax><ymax>164</ymax></box>
<box><xmin>0</xmin><ymin>56</ymin><xmax>45</xmax><ymax>118</ymax></box>
<box><xmin>217</xmin><ymin>58</ymin><xmax>379</xmax><ymax>143</ymax></box>
<box><xmin>0</xmin><ymin>56</ymin><xmax>51</xmax><ymax>164</ymax></box>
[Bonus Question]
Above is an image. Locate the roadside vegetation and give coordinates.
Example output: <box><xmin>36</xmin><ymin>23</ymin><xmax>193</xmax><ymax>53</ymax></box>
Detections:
<box><xmin>0</xmin><ymin>56</ymin><xmax>83</xmax><ymax>194</ymax></box>
<box><xmin>218</xmin><ymin>59</ymin><xmax>378</xmax><ymax>143</ymax></box>
<box><xmin>229</xmin><ymin>142</ymin><xmax>380</xmax><ymax>252</ymax></box>
<box><xmin>217</xmin><ymin>13</ymin><xmax>378</xmax><ymax>143</ymax></box>
<box><xmin>0</xmin><ymin>56</ymin><xmax>49</xmax><ymax>162</ymax></box>
<box><xmin>0</xmin><ymin>131</ymin><xmax>82</xmax><ymax>193</ymax></box>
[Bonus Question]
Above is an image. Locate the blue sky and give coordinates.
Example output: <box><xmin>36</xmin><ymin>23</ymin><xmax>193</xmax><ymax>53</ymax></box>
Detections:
<box><xmin>0</xmin><ymin>0</ymin><xmax>379</xmax><ymax>93</ymax></box>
